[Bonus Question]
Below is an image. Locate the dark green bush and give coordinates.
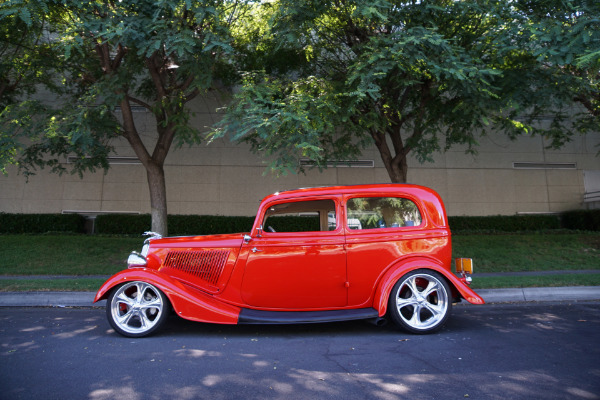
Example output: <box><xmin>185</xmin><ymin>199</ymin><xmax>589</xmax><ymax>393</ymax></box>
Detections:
<box><xmin>168</xmin><ymin>215</ymin><xmax>255</xmax><ymax>236</ymax></box>
<box><xmin>95</xmin><ymin>214</ymin><xmax>256</xmax><ymax>235</ymax></box>
<box><xmin>561</xmin><ymin>210</ymin><xmax>600</xmax><ymax>231</ymax></box>
<box><xmin>95</xmin><ymin>214</ymin><xmax>152</xmax><ymax>235</ymax></box>
<box><xmin>4</xmin><ymin>208</ymin><xmax>597</xmax><ymax>235</ymax></box>
<box><xmin>0</xmin><ymin>213</ymin><xmax>86</xmax><ymax>234</ymax></box>
<box><xmin>449</xmin><ymin>215</ymin><xmax>562</xmax><ymax>232</ymax></box>
<box><xmin>95</xmin><ymin>214</ymin><xmax>325</xmax><ymax>236</ymax></box>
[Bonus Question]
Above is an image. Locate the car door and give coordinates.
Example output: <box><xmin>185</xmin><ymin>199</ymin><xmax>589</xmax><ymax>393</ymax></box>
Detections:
<box><xmin>240</xmin><ymin>197</ymin><xmax>347</xmax><ymax>309</ymax></box>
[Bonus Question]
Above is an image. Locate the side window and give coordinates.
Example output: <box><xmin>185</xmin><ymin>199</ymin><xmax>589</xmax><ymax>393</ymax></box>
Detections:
<box><xmin>262</xmin><ymin>199</ymin><xmax>337</xmax><ymax>233</ymax></box>
<box><xmin>346</xmin><ymin>197</ymin><xmax>422</xmax><ymax>230</ymax></box>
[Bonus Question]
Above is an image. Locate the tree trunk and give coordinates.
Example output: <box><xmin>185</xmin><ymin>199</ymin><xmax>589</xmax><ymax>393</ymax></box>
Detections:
<box><xmin>370</xmin><ymin>129</ymin><xmax>409</xmax><ymax>183</ymax></box>
<box><xmin>146</xmin><ymin>161</ymin><xmax>168</xmax><ymax>236</ymax></box>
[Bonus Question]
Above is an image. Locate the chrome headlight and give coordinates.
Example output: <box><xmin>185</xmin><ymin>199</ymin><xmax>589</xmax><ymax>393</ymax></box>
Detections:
<box><xmin>127</xmin><ymin>251</ymin><xmax>147</xmax><ymax>267</ymax></box>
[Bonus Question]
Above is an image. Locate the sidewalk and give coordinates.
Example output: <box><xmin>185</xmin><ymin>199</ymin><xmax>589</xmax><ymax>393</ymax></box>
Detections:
<box><xmin>0</xmin><ymin>286</ymin><xmax>599</xmax><ymax>307</ymax></box>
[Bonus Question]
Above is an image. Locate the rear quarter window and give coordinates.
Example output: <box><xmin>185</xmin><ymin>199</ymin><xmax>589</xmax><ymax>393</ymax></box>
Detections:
<box><xmin>346</xmin><ymin>197</ymin><xmax>422</xmax><ymax>230</ymax></box>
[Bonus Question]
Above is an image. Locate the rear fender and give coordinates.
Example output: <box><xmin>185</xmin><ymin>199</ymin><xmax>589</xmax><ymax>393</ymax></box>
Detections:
<box><xmin>95</xmin><ymin>269</ymin><xmax>241</xmax><ymax>324</ymax></box>
<box><xmin>373</xmin><ymin>258</ymin><xmax>485</xmax><ymax>317</ymax></box>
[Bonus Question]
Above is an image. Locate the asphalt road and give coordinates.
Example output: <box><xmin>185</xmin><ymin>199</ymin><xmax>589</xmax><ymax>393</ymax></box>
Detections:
<box><xmin>1</xmin><ymin>302</ymin><xmax>599</xmax><ymax>400</ymax></box>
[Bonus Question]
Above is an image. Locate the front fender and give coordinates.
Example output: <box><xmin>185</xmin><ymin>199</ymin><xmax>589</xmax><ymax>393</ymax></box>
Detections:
<box><xmin>95</xmin><ymin>269</ymin><xmax>241</xmax><ymax>324</ymax></box>
<box><xmin>373</xmin><ymin>258</ymin><xmax>485</xmax><ymax>317</ymax></box>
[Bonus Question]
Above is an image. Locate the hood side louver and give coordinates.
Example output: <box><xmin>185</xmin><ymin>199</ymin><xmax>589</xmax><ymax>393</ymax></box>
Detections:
<box><xmin>163</xmin><ymin>249</ymin><xmax>230</xmax><ymax>286</ymax></box>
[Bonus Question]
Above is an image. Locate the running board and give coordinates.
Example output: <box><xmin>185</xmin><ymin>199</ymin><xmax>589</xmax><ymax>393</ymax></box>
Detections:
<box><xmin>238</xmin><ymin>307</ymin><xmax>379</xmax><ymax>325</ymax></box>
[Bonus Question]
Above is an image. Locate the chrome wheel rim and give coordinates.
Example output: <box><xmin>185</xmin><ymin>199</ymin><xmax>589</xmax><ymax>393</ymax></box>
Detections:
<box><xmin>110</xmin><ymin>281</ymin><xmax>164</xmax><ymax>335</ymax></box>
<box><xmin>395</xmin><ymin>273</ymin><xmax>449</xmax><ymax>331</ymax></box>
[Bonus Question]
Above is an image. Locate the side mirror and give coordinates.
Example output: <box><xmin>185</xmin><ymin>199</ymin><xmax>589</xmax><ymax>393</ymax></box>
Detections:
<box><xmin>256</xmin><ymin>225</ymin><xmax>263</xmax><ymax>238</ymax></box>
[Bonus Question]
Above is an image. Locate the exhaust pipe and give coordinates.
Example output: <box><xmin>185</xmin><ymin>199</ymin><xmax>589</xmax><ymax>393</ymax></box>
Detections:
<box><xmin>367</xmin><ymin>317</ymin><xmax>387</xmax><ymax>327</ymax></box>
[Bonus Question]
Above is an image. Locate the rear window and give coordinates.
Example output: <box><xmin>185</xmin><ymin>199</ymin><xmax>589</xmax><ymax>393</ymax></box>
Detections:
<box><xmin>346</xmin><ymin>197</ymin><xmax>422</xmax><ymax>230</ymax></box>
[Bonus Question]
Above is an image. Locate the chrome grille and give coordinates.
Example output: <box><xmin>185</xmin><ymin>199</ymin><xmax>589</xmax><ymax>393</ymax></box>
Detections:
<box><xmin>163</xmin><ymin>249</ymin><xmax>230</xmax><ymax>286</ymax></box>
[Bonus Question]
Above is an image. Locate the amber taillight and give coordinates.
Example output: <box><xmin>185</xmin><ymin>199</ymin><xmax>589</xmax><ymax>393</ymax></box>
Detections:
<box><xmin>163</xmin><ymin>249</ymin><xmax>230</xmax><ymax>286</ymax></box>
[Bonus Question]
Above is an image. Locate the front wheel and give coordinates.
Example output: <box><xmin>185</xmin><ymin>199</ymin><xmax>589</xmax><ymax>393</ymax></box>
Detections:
<box><xmin>388</xmin><ymin>270</ymin><xmax>452</xmax><ymax>334</ymax></box>
<box><xmin>106</xmin><ymin>281</ymin><xmax>170</xmax><ymax>338</ymax></box>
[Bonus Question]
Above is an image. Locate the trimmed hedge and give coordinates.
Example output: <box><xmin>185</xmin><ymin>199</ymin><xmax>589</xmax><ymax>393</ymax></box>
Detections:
<box><xmin>168</xmin><ymin>215</ymin><xmax>255</xmax><ymax>236</ymax></box>
<box><xmin>0</xmin><ymin>213</ymin><xmax>86</xmax><ymax>234</ymax></box>
<box><xmin>561</xmin><ymin>210</ymin><xmax>600</xmax><ymax>231</ymax></box>
<box><xmin>95</xmin><ymin>214</ymin><xmax>323</xmax><ymax>236</ymax></box>
<box><xmin>1</xmin><ymin>209</ymin><xmax>599</xmax><ymax>235</ymax></box>
<box><xmin>95</xmin><ymin>214</ymin><xmax>255</xmax><ymax>236</ymax></box>
<box><xmin>448</xmin><ymin>214</ymin><xmax>562</xmax><ymax>232</ymax></box>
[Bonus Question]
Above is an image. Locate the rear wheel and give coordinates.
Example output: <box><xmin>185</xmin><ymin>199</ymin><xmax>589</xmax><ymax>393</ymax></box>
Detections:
<box><xmin>388</xmin><ymin>270</ymin><xmax>451</xmax><ymax>334</ymax></box>
<box><xmin>106</xmin><ymin>281</ymin><xmax>170</xmax><ymax>338</ymax></box>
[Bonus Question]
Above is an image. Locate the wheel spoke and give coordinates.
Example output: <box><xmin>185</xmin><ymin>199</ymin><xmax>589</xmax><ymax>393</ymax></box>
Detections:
<box><xmin>423</xmin><ymin>301</ymin><xmax>445</xmax><ymax>318</ymax></box>
<box><xmin>421</xmin><ymin>280</ymin><xmax>439</xmax><ymax>298</ymax></box>
<box><xmin>396</xmin><ymin>295</ymin><xmax>418</xmax><ymax>309</ymax></box>
<box><xmin>409</xmin><ymin>304</ymin><xmax>423</xmax><ymax>327</ymax></box>
<box><xmin>138</xmin><ymin>312</ymin><xmax>150</xmax><ymax>329</ymax></box>
<box><xmin>406</xmin><ymin>277</ymin><xmax>420</xmax><ymax>297</ymax></box>
<box><xmin>141</xmin><ymin>297</ymin><xmax>162</xmax><ymax>312</ymax></box>
<box><xmin>116</xmin><ymin>292</ymin><xmax>135</xmax><ymax>308</ymax></box>
<box><xmin>116</xmin><ymin>309</ymin><xmax>134</xmax><ymax>326</ymax></box>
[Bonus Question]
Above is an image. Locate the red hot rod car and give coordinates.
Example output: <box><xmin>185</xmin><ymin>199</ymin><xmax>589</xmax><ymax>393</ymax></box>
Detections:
<box><xmin>95</xmin><ymin>184</ymin><xmax>484</xmax><ymax>337</ymax></box>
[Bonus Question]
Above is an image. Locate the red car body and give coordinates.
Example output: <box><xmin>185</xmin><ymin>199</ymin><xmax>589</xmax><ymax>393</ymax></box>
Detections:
<box><xmin>95</xmin><ymin>184</ymin><xmax>484</xmax><ymax>337</ymax></box>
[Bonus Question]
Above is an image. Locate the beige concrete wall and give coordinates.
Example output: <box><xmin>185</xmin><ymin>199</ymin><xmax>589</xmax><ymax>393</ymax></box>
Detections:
<box><xmin>1</xmin><ymin>93</ymin><xmax>598</xmax><ymax>217</ymax></box>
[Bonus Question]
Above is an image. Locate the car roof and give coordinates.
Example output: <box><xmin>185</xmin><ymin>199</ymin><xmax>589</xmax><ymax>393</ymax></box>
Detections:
<box><xmin>256</xmin><ymin>184</ymin><xmax>448</xmax><ymax>228</ymax></box>
<box><xmin>262</xmin><ymin>184</ymin><xmax>433</xmax><ymax>201</ymax></box>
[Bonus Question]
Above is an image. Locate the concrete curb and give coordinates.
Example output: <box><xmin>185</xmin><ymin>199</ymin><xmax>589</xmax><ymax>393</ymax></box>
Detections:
<box><xmin>0</xmin><ymin>292</ymin><xmax>105</xmax><ymax>307</ymax></box>
<box><xmin>0</xmin><ymin>287</ymin><xmax>599</xmax><ymax>308</ymax></box>
<box><xmin>476</xmin><ymin>286</ymin><xmax>600</xmax><ymax>303</ymax></box>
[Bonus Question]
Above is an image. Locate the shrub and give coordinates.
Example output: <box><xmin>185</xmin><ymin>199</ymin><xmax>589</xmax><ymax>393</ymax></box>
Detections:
<box><xmin>448</xmin><ymin>215</ymin><xmax>561</xmax><ymax>232</ymax></box>
<box><xmin>94</xmin><ymin>214</ymin><xmax>151</xmax><ymax>235</ymax></box>
<box><xmin>0</xmin><ymin>213</ymin><xmax>86</xmax><ymax>234</ymax></box>
<box><xmin>561</xmin><ymin>210</ymin><xmax>600</xmax><ymax>231</ymax></box>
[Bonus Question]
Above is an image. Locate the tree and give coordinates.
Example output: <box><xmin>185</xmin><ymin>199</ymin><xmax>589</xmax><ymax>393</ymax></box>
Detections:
<box><xmin>215</xmin><ymin>0</ymin><xmax>595</xmax><ymax>182</ymax></box>
<box><xmin>0</xmin><ymin>4</ymin><xmax>63</xmax><ymax>174</ymax></box>
<box><xmin>525</xmin><ymin>0</ymin><xmax>600</xmax><ymax>137</ymax></box>
<box><xmin>1</xmin><ymin>0</ymin><xmax>244</xmax><ymax>235</ymax></box>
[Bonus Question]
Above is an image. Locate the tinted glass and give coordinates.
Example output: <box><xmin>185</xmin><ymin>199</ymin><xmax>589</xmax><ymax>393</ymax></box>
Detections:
<box><xmin>346</xmin><ymin>197</ymin><xmax>422</xmax><ymax>229</ymax></box>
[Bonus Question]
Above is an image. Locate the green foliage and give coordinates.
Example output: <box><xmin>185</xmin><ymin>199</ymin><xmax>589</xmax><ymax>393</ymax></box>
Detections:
<box><xmin>561</xmin><ymin>210</ymin><xmax>600</xmax><ymax>231</ymax></box>
<box><xmin>168</xmin><ymin>215</ymin><xmax>255</xmax><ymax>236</ymax></box>
<box><xmin>449</xmin><ymin>215</ymin><xmax>562</xmax><ymax>233</ymax></box>
<box><xmin>95</xmin><ymin>214</ymin><xmax>255</xmax><ymax>235</ymax></box>
<box><xmin>450</xmin><ymin>210</ymin><xmax>600</xmax><ymax>232</ymax></box>
<box><xmin>95</xmin><ymin>213</ymin><xmax>323</xmax><ymax>235</ymax></box>
<box><xmin>520</xmin><ymin>0</ymin><xmax>600</xmax><ymax>144</ymax></box>
<box><xmin>217</xmin><ymin>0</ymin><xmax>598</xmax><ymax>182</ymax></box>
<box><xmin>0</xmin><ymin>213</ymin><xmax>86</xmax><ymax>234</ymax></box>
<box><xmin>1</xmin><ymin>0</ymin><xmax>247</xmax><ymax>234</ymax></box>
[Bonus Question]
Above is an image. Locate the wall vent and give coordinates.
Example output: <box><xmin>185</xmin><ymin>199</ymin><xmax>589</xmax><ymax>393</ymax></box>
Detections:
<box><xmin>67</xmin><ymin>156</ymin><xmax>141</xmax><ymax>165</ymax></box>
<box><xmin>513</xmin><ymin>162</ymin><xmax>576</xmax><ymax>170</ymax></box>
<box><xmin>299</xmin><ymin>159</ymin><xmax>374</xmax><ymax>168</ymax></box>
<box><xmin>114</xmin><ymin>105</ymin><xmax>148</xmax><ymax>113</ymax></box>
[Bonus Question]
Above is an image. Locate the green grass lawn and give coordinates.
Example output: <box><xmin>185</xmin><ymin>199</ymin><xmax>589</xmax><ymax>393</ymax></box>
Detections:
<box><xmin>0</xmin><ymin>234</ymin><xmax>142</xmax><ymax>275</ymax></box>
<box><xmin>0</xmin><ymin>232</ymin><xmax>598</xmax><ymax>291</ymax></box>
<box><xmin>452</xmin><ymin>233</ymin><xmax>600</xmax><ymax>272</ymax></box>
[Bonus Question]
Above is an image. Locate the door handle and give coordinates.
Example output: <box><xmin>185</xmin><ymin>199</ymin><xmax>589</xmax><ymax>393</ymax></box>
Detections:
<box><xmin>251</xmin><ymin>247</ymin><xmax>263</xmax><ymax>253</ymax></box>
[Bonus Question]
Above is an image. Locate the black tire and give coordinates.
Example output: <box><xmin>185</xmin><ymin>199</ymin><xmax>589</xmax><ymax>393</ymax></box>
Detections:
<box><xmin>388</xmin><ymin>269</ymin><xmax>452</xmax><ymax>334</ymax></box>
<box><xmin>106</xmin><ymin>281</ymin><xmax>171</xmax><ymax>338</ymax></box>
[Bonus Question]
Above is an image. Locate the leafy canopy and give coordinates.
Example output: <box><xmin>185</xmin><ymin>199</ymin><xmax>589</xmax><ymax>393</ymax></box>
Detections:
<box><xmin>216</xmin><ymin>0</ymin><xmax>598</xmax><ymax>182</ymax></box>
